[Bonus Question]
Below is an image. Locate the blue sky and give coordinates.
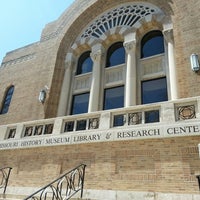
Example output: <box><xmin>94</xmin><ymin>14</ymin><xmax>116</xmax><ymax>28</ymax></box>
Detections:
<box><xmin>0</xmin><ymin>0</ymin><xmax>74</xmax><ymax>63</ymax></box>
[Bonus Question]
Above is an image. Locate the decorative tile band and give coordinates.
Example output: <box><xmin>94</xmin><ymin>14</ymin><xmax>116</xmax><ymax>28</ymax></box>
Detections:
<box><xmin>1</xmin><ymin>53</ymin><xmax>36</xmax><ymax>68</ymax></box>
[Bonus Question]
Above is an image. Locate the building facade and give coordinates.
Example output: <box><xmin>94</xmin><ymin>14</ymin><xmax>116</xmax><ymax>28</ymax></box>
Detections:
<box><xmin>0</xmin><ymin>0</ymin><xmax>200</xmax><ymax>199</ymax></box>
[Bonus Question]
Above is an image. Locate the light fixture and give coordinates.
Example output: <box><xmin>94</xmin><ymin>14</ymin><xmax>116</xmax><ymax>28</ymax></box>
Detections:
<box><xmin>38</xmin><ymin>85</ymin><xmax>49</xmax><ymax>103</ymax></box>
<box><xmin>190</xmin><ymin>53</ymin><xmax>200</xmax><ymax>72</ymax></box>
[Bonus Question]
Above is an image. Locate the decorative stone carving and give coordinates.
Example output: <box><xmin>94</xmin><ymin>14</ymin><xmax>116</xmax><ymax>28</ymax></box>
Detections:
<box><xmin>163</xmin><ymin>28</ymin><xmax>174</xmax><ymax>43</ymax></box>
<box><xmin>80</xmin><ymin>4</ymin><xmax>161</xmax><ymax>39</ymax></box>
<box><xmin>74</xmin><ymin>75</ymin><xmax>91</xmax><ymax>90</ymax></box>
<box><xmin>141</xmin><ymin>55</ymin><xmax>165</xmax><ymax>76</ymax></box>
<box><xmin>105</xmin><ymin>66</ymin><xmax>124</xmax><ymax>84</ymax></box>
<box><xmin>90</xmin><ymin>50</ymin><xmax>104</xmax><ymax>62</ymax></box>
<box><xmin>177</xmin><ymin>105</ymin><xmax>196</xmax><ymax>121</ymax></box>
<box><xmin>124</xmin><ymin>40</ymin><xmax>136</xmax><ymax>53</ymax></box>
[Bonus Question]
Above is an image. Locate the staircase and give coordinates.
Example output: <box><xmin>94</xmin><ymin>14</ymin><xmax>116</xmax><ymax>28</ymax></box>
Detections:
<box><xmin>0</xmin><ymin>164</ymin><xmax>87</xmax><ymax>200</ymax></box>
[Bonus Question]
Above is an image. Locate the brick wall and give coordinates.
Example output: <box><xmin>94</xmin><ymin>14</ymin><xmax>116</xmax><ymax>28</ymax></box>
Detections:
<box><xmin>0</xmin><ymin>0</ymin><xmax>200</xmax><ymax>127</ymax></box>
<box><xmin>1</xmin><ymin>136</ymin><xmax>200</xmax><ymax>193</ymax></box>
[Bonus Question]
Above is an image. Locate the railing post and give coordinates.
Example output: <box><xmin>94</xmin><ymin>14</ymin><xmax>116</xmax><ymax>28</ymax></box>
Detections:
<box><xmin>81</xmin><ymin>164</ymin><xmax>86</xmax><ymax>198</ymax></box>
<box><xmin>160</xmin><ymin>102</ymin><xmax>176</xmax><ymax>123</ymax></box>
<box><xmin>52</xmin><ymin>118</ymin><xmax>63</xmax><ymax>134</ymax></box>
<box><xmin>3</xmin><ymin>167</ymin><xmax>12</xmax><ymax>194</ymax></box>
<box><xmin>99</xmin><ymin>111</ymin><xmax>111</xmax><ymax>130</ymax></box>
<box><xmin>0</xmin><ymin>126</ymin><xmax>7</xmax><ymax>140</ymax></box>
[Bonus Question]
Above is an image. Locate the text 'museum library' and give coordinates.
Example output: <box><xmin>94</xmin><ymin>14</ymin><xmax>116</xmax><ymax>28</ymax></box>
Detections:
<box><xmin>0</xmin><ymin>0</ymin><xmax>200</xmax><ymax>199</ymax></box>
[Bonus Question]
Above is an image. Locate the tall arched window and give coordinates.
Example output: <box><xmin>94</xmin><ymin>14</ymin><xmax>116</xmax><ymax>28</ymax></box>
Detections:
<box><xmin>140</xmin><ymin>30</ymin><xmax>168</xmax><ymax>104</ymax></box>
<box><xmin>106</xmin><ymin>42</ymin><xmax>125</xmax><ymax>67</ymax></box>
<box><xmin>141</xmin><ymin>30</ymin><xmax>164</xmax><ymax>58</ymax></box>
<box><xmin>103</xmin><ymin>42</ymin><xmax>125</xmax><ymax>110</ymax></box>
<box><xmin>70</xmin><ymin>51</ymin><xmax>92</xmax><ymax>115</ymax></box>
<box><xmin>0</xmin><ymin>85</ymin><xmax>14</xmax><ymax>114</ymax></box>
<box><xmin>76</xmin><ymin>51</ymin><xmax>93</xmax><ymax>75</ymax></box>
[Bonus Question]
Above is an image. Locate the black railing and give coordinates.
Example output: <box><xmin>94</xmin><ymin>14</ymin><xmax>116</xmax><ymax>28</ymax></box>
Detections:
<box><xmin>197</xmin><ymin>175</ymin><xmax>200</xmax><ymax>190</ymax></box>
<box><xmin>0</xmin><ymin>167</ymin><xmax>12</xmax><ymax>194</ymax></box>
<box><xmin>24</xmin><ymin>164</ymin><xmax>86</xmax><ymax>200</ymax></box>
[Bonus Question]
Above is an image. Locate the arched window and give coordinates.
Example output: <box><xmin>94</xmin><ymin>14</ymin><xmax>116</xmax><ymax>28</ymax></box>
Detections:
<box><xmin>106</xmin><ymin>42</ymin><xmax>125</xmax><ymax>67</ymax></box>
<box><xmin>76</xmin><ymin>51</ymin><xmax>93</xmax><ymax>75</ymax></box>
<box><xmin>140</xmin><ymin>30</ymin><xmax>168</xmax><ymax>105</ymax></box>
<box><xmin>141</xmin><ymin>30</ymin><xmax>164</xmax><ymax>58</ymax></box>
<box><xmin>0</xmin><ymin>85</ymin><xmax>14</xmax><ymax>114</ymax></box>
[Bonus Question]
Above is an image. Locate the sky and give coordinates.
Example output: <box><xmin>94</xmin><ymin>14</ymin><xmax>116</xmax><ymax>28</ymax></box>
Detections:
<box><xmin>0</xmin><ymin>0</ymin><xmax>74</xmax><ymax>63</ymax></box>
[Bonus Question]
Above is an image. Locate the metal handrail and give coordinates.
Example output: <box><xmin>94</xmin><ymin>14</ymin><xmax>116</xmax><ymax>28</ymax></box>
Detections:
<box><xmin>24</xmin><ymin>164</ymin><xmax>86</xmax><ymax>200</ymax></box>
<box><xmin>0</xmin><ymin>167</ymin><xmax>12</xmax><ymax>194</ymax></box>
<box><xmin>196</xmin><ymin>175</ymin><xmax>200</xmax><ymax>190</ymax></box>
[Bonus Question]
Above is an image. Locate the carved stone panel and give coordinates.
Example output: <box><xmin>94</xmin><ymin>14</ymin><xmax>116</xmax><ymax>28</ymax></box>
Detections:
<box><xmin>141</xmin><ymin>55</ymin><xmax>165</xmax><ymax>78</ymax></box>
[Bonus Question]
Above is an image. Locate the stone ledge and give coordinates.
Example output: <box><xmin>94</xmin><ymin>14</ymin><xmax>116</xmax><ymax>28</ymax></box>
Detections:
<box><xmin>4</xmin><ymin>187</ymin><xmax>200</xmax><ymax>200</ymax></box>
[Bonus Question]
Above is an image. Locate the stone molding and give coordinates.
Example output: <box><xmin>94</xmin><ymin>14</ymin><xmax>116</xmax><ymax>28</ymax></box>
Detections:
<box><xmin>1</xmin><ymin>120</ymin><xmax>200</xmax><ymax>150</ymax></box>
<box><xmin>4</xmin><ymin>186</ymin><xmax>200</xmax><ymax>200</ymax></box>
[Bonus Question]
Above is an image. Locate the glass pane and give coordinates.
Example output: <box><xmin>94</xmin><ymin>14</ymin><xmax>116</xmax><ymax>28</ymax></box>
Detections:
<box><xmin>113</xmin><ymin>115</ymin><xmax>125</xmax><ymax>127</ymax></box>
<box><xmin>64</xmin><ymin>121</ymin><xmax>74</xmax><ymax>132</ymax></box>
<box><xmin>76</xmin><ymin>51</ymin><xmax>93</xmax><ymax>75</ymax></box>
<box><xmin>106</xmin><ymin>42</ymin><xmax>125</xmax><ymax>67</ymax></box>
<box><xmin>81</xmin><ymin>57</ymin><xmax>93</xmax><ymax>74</ymax></box>
<box><xmin>104</xmin><ymin>86</ymin><xmax>124</xmax><ymax>110</ymax></box>
<box><xmin>141</xmin><ymin>31</ymin><xmax>164</xmax><ymax>58</ymax></box>
<box><xmin>142</xmin><ymin>78</ymin><xmax>168</xmax><ymax>104</ymax></box>
<box><xmin>71</xmin><ymin>93</ymin><xmax>89</xmax><ymax>115</ymax></box>
<box><xmin>145</xmin><ymin>110</ymin><xmax>159</xmax><ymax>123</ymax></box>
<box><xmin>76</xmin><ymin>120</ymin><xmax>87</xmax><ymax>131</ymax></box>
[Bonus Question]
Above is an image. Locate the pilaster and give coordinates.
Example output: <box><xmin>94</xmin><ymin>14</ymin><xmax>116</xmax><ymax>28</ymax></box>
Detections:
<box><xmin>124</xmin><ymin>32</ymin><xmax>137</xmax><ymax>107</ymax></box>
<box><xmin>88</xmin><ymin>44</ymin><xmax>105</xmax><ymax>112</ymax></box>
<box><xmin>163</xmin><ymin>28</ymin><xmax>178</xmax><ymax>100</ymax></box>
<box><xmin>57</xmin><ymin>53</ymin><xmax>75</xmax><ymax>116</ymax></box>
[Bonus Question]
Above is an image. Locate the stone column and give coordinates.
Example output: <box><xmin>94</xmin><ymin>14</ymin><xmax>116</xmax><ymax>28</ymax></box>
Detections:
<box><xmin>124</xmin><ymin>32</ymin><xmax>137</xmax><ymax>107</ymax></box>
<box><xmin>88</xmin><ymin>44</ymin><xmax>105</xmax><ymax>112</ymax></box>
<box><xmin>163</xmin><ymin>28</ymin><xmax>178</xmax><ymax>100</ymax></box>
<box><xmin>57</xmin><ymin>53</ymin><xmax>75</xmax><ymax>116</ymax></box>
